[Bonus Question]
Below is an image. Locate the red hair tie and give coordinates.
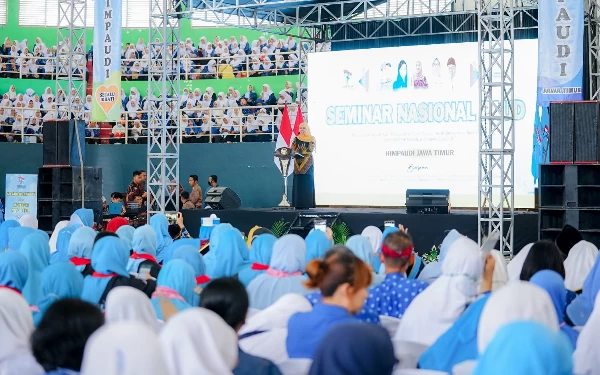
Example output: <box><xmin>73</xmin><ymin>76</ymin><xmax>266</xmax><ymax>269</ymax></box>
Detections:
<box><xmin>381</xmin><ymin>244</ymin><xmax>414</xmax><ymax>259</ymax></box>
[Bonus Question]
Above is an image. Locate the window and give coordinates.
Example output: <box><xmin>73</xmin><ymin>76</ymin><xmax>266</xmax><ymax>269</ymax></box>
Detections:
<box><xmin>356</xmin><ymin>0</ymin><xmax>453</xmax><ymax>19</ymax></box>
<box><xmin>0</xmin><ymin>0</ymin><xmax>7</xmax><ymax>25</ymax></box>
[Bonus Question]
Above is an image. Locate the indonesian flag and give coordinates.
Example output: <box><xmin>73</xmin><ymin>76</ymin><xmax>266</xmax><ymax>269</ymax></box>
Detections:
<box><xmin>293</xmin><ymin>106</ymin><xmax>304</xmax><ymax>136</ymax></box>
<box><xmin>274</xmin><ymin>104</ymin><xmax>294</xmax><ymax>175</ymax></box>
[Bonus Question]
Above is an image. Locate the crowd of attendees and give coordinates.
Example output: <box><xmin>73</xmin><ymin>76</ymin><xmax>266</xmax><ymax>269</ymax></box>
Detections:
<box><xmin>0</xmin><ymin>81</ymin><xmax>302</xmax><ymax>143</ymax></box>
<box><xmin>0</xmin><ymin>211</ymin><xmax>598</xmax><ymax>374</ymax></box>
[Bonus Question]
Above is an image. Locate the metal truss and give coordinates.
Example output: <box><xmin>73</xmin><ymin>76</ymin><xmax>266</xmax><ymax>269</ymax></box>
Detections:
<box><xmin>147</xmin><ymin>0</ymin><xmax>181</xmax><ymax>215</ymax></box>
<box><xmin>56</xmin><ymin>0</ymin><xmax>86</xmax><ymax>120</ymax></box>
<box><xmin>478</xmin><ymin>0</ymin><xmax>515</xmax><ymax>257</ymax></box>
<box><xmin>298</xmin><ymin>40</ymin><xmax>314</xmax><ymax>120</ymax></box>
<box><xmin>588</xmin><ymin>0</ymin><xmax>600</xmax><ymax>100</ymax></box>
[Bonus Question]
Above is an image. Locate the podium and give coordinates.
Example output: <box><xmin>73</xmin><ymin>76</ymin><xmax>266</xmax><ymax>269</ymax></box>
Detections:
<box><xmin>274</xmin><ymin>147</ymin><xmax>304</xmax><ymax>207</ymax></box>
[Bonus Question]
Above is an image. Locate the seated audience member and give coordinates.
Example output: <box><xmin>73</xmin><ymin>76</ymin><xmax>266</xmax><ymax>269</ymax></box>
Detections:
<box><xmin>104</xmin><ymin>286</ymin><xmax>160</xmax><ymax>332</ymax></box>
<box><xmin>31</xmin><ymin>298</ymin><xmax>104</xmax><ymax>374</ymax></box>
<box><xmin>305</xmin><ymin>229</ymin><xmax>333</xmax><ymax>263</ymax></box>
<box><xmin>563</xmin><ymin>240</ymin><xmax>598</xmax><ymax>293</ymax></box>
<box><xmin>555</xmin><ymin>224</ymin><xmax>583</xmax><ymax>258</ymax></box>
<box><xmin>238</xmin><ymin>233</ymin><xmax>277</xmax><ymax>287</ymax></box>
<box><xmin>106</xmin><ymin>217</ymin><xmax>128</xmax><ymax>233</ymax></box>
<box><xmin>0</xmin><ymin>251</ymin><xmax>28</xmax><ymax>293</ymax></box>
<box><xmin>150</xmin><ymin>260</ymin><xmax>196</xmax><ymax>321</ymax></box>
<box><xmin>286</xmin><ymin>246</ymin><xmax>372</xmax><ymax>359</ymax></box>
<box><xmin>68</xmin><ymin>227</ymin><xmax>96</xmax><ymax>277</ymax></box>
<box><xmin>127</xmin><ymin>225</ymin><xmax>161</xmax><ymax>279</ymax></box>
<box><xmin>150</xmin><ymin>213</ymin><xmax>173</xmax><ymax>263</ymax></box>
<box><xmin>181</xmin><ymin>191</ymin><xmax>195</xmax><ymax>209</ymax></box>
<box><xmin>519</xmin><ymin>241</ymin><xmax>566</xmax><ymax>281</ymax></box>
<box><xmin>32</xmin><ymin>263</ymin><xmax>84</xmax><ymax>326</ymax></box>
<box><xmin>200</xmin><ymin>277</ymin><xmax>283</xmax><ymax>375</ymax></box>
<box><xmin>204</xmin><ymin>227</ymin><xmax>250</xmax><ymax>279</ymax></box>
<box><xmin>418</xmin><ymin>229</ymin><xmax>462</xmax><ymax>283</ymax></box>
<box><xmin>566</xmin><ymin>249</ymin><xmax>600</xmax><ymax>326</ymax></box>
<box><xmin>170</xmin><ymin>246</ymin><xmax>210</xmax><ymax>306</ymax></box>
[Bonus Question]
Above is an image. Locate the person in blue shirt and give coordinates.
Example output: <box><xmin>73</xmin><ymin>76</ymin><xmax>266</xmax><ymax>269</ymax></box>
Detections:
<box><xmin>287</xmin><ymin>245</ymin><xmax>372</xmax><ymax>359</ymax></box>
<box><xmin>151</xmin><ymin>260</ymin><xmax>196</xmax><ymax>321</ymax></box>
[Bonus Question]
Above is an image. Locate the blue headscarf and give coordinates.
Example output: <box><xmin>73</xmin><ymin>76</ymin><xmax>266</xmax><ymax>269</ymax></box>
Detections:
<box><xmin>19</xmin><ymin>232</ymin><xmax>50</xmax><ymax>305</ymax></box>
<box><xmin>81</xmin><ymin>236</ymin><xmax>130</xmax><ymax>305</ymax></box>
<box><xmin>171</xmin><ymin>246</ymin><xmax>207</xmax><ymax>306</ymax></box>
<box><xmin>309</xmin><ymin>322</ymin><xmax>397</xmax><ymax>375</ymax></box>
<box><xmin>566</xmin><ymin>252</ymin><xmax>600</xmax><ymax>326</ymax></box>
<box><xmin>149</xmin><ymin>214</ymin><xmax>173</xmax><ymax>263</ymax></box>
<box><xmin>418</xmin><ymin>229</ymin><xmax>462</xmax><ymax>282</ymax></box>
<box><xmin>373</xmin><ymin>227</ymin><xmax>399</xmax><ymax>274</ymax></box>
<box><xmin>0</xmin><ymin>251</ymin><xmax>28</xmax><ymax>291</ymax></box>
<box><xmin>531</xmin><ymin>270</ymin><xmax>579</xmax><ymax>348</ymax></box>
<box><xmin>0</xmin><ymin>220</ymin><xmax>20</xmax><ymax>250</ymax></box>
<box><xmin>206</xmin><ymin>228</ymin><xmax>250</xmax><ymax>279</ymax></box>
<box><xmin>246</xmin><ymin>234</ymin><xmax>308</xmax><ymax>309</ymax></box>
<box><xmin>8</xmin><ymin>226</ymin><xmax>36</xmax><ymax>251</ymax></box>
<box><xmin>151</xmin><ymin>259</ymin><xmax>195</xmax><ymax>320</ymax></box>
<box><xmin>305</xmin><ymin>230</ymin><xmax>332</xmax><ymax>263</ymax></box>
<box><xmin>238</xmin><ymin>234</ymin><xmax>277</xmax><ymax>287</ymax></box>
<box><xmin>126</xmin><ymin>225</ymin><xmax>157</xmax><ymax>273</ymax></box>
<box><xmin>50</xmin><ymin>224</ymin><xmax>80</xmax><ymax>264</ymax></box>
<box><xmin>408</xmin><ymin>254</ymin><xmax>422</xmax><ymax>280</ymax></box>
<box><xmin>67</xmin><ymin>227</ymin><xmax>96</xmax><ymax>272</ymax></box>
<box><xmin>472</xmin><ymin>321</ymin><xmax>573</xmax><ymax>375</ymax></box>
<box><xmin>203</xmin><ymin>223</ymin><xmax>234</xmax><ymax>272</ymax></box>
<box><xmin>116</xmin><ymin>225</ymin><xmax>135</xmax><ymax>249</ymax></box>
<box><xmin>163</xmin><ymin>238</ymin><xmax>201</xmax><ymax>264</ymax></box>
<box><xmin>70</xmin><ymin>208</ymin><xmax>94</xmax><ymax>227</ymax></box>
<box><xmin>346</xmin><ymin>235</ymin><xmax>374</xmax><ymax>266</ymax></box>
<box><xmin>418</xmin><ymin>293</ymin><xmax>491</xmax><ymax>373</ymax></box>
<box><xmin>33</xmin><ymin>263</ymin><xmax>83</xmax><ymax>326</ymax></box>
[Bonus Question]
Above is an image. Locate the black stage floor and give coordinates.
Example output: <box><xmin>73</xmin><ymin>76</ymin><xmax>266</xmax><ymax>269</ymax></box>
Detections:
<box><xmin>182</xmin><ymin>208</ymin><xmax>538</xmax><ymax>256</ymax></box>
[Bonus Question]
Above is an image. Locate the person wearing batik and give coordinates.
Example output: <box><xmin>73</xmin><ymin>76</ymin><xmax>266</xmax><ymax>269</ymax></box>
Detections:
<box><xmin>291</xmin><ymin>122</ymin><xmax>316</xmax><ymax>209</ymax></box>
<box><xmin>126</xmin><ymin>170</ymin><xmax>146</xmax><ymax>204</ymax></box>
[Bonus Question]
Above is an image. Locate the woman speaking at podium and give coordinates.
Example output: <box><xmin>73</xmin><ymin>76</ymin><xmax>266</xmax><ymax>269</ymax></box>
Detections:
<box><xmin>292</xmin><ymin>122</ymin><xmax>316</xmax><ymax>209</ymax></box>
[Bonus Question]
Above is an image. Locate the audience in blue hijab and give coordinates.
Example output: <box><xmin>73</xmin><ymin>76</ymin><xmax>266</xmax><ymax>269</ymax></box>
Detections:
<box><xmin>171</xmin><ymin>245</ymin><xmax>210</xmax><ymax>306</ymax></box>
<box><xmin>247</xmin><ymin>234</ymin><xmax>308</xmax><ymax>309</ymax></box>
<box><xmin>67</xmin><ymin>227</ymin><xmax>96</xmax><ymax>275</ymax></box>
<box><xmin>206</xmin><ymin>228</ymin><xmax>250</xmax><ymax>279</ymax></box>
<box><xmin>19</xmin><ymin>232</ymin><xmax>50</xmax><ymax>305</ymax></box>
<box><xmin>566</xmin><ymin>250</ymin><xmax>600</xmax><ymax>326</ymax></box>
<box><xmin>530</xmin><ymin>270</ymin><xmax>579</xmax><ymax>348</ymax></box>
<box><xmin>163</xmin><ymin>238</ymin><xmax>201</xmax><ymax>264</ymax></box>
<box><xmin>70</xmin><ymin>208</ymin><xmax>94</xmax><ymax>228</ymax></box>
<box><xmin>33</xmin><ymin>262</ymin><xmax>84</xmax><ymax>326</ymax></box>
<box><xmin>126</xmin><ymin>225</ymin><xmax>159</xmax><ymax>276</ymax></box>
<box><xmin>0</xmin><ymin>250</ymin><xmax>28</xmax><ymax>293</ymax></box>
<box><xmin>203</xmin><ymin>223</ymin><xmax>234</xmax><ymax>272</ymax></box>
<box><xmin>149</xmin><ymin>213</ymin><xmax>173</xmax><ymax>263</ymax></box>
<box><xmin>151</xmin><ymin>259</ymin><xmax>196</xmax><ymax>320</ymax></box>
<box><xmin>50</xmin><ymin>224</ymin><xmax>80</xmax><ymax>264</ymax></box>
<box><xmin>116</xmin><ymin>225</ymin><xmax>136</xmax><ymax>249</ymax></box>
<box><xmin>0</xmin><ymin>219</ymin><xmax>20</xmax><ymax>250</ymax></box>
<box><xmin>418</xmin><ymin>229</ymin><xmax>462</xmax><ymax>282</ymax></box>
<box><xmin>238</xmin><ymin>234</ymin><xmax>277</xmax><ymax>287</ymax></box>
<box><xmin>305</xmin><ymin>230</ymin><xmax>332</xmax><ymax>263</ymax></box>
<box><xmin>346</xmin><ymin>235</ymin><xmax>384</xmax><ymax>286</ymax></box>
<box><xmin>309</xmin><ymin>322</ymin><xmax>397</xmax><ymax>375</ymax></box>
<box><xmin>473</xmin><ymin>321</ymin><xmax>573</xmax><ymax>375</ymax></box>
<box><xmin>8</xmin><ymin>226</ymin><xmax>36</xmax><ymax>251</ymax></box>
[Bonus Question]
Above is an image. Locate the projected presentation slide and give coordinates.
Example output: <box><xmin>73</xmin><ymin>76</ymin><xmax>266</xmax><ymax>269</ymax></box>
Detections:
<box><xmin>308</xmin><ymin>39</ymin><xmax>538</xmax><ymax>208</ymax></box>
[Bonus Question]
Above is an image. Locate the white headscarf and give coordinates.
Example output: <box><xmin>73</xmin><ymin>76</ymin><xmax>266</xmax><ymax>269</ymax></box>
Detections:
<box><xmin>573</xmin><ymin>292</ymin><xmax>600</xmax><ymax>375</ymax></box>
<box><xmin>105</xmin><ymin>286</ymin><xmax>160</xmax><ymax>332</ymax></box>
<box><xmin>490</xmin><ymin>249</ymin><xmax>508</xmax><ymax>291</ymax></box>
<box><xmin>160</xmin><ymin>308</ymin><xmax>238</xmax><ymax>375</ymax></box>
<box><xmin>477</xmin><ymin>281</ymin><xmax>559</xmax><ymax>354</ymax></box>
<box><xmin>506</xmin><ymin>243</ymin><xmax>533</xmax><ymax>281</ymax></box>
<box><xmin>18</xmin><ymin>214</ymin><xmax>38</xmax><ymax>229</ymax></box>
<box><xmin>80</xmin><ymin>322</ymin><xmax>168</xmax><ymax>375</ymax></box>
<box><xmin>361</xmin><ymin>226</ymin><xmax>383</xmax><ymax>255</ymax></box>
<box><xmin>0</xmin><ymin>290</ymin><xmax>44</xmax><ymax>375</ymax></box>
<box><xmin>564</xmin><ymin>240</ymin><xmax>598</xmax><ymax>292</ymax></box>
<box><xmin>394</xmin><ymin>236</ymin><xmax>483</xmax><ymax>346</ymax></box>
<box><xmin>239</xmin><ymin>294</ymin><xmax>312</xmax><ymax>335</ymax></box>
<box><xmin>49</xmin><ymin>220</ymin><xmax>69</xmax><ymax>253</ymax></box>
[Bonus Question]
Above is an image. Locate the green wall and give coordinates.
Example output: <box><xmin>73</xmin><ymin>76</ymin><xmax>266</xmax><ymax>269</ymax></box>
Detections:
<box><xmin>0</xmin><ymin>143</ymin><xmax>291</xmax><ymax>208</ymax></box>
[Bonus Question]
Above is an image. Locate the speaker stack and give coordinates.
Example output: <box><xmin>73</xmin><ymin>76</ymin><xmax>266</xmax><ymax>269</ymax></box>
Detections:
<box><xmin>38</xmin><ymin>120</ymin><xmax>103</xmax><ymax>232</ymax></box>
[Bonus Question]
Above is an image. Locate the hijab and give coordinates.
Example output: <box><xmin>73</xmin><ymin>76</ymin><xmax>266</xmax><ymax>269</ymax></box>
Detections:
<box><xmin>473</xmin><ymin>322</ymin><xmax>572</xmax><ymax>375</ymax></box>
<box><xmin>105</xmin><ymin>286</ymin><xmax>159</xmax><ymax>332</ymax></box>
<box><xmin>573</xmin><ymin>292</ymin><xmax>600</xmax><ymax>375</ymax></box>
<box><xmin>566</xmin><ymin>251</ymin><xmax>600</xmax><ymax>326</ymax></box>
<box><xmin>345</xmin><ymin>235</ymin><xmax>374</xmax><ymax>266</ymax></box>
<box><xmin>418</xmin><ymin>229</ymin><xmax>462</xmax><ymax>283</ymax></box>
<box><xmin>564</xmin><ymin>240</ymin><xmax>598</xmax><ymax>292</ymax></box>
<box><xmin>239</xmin><ymin>294</ymin><xmax>313</xmax><ymax>336</ymax></box>
<box><xmin>18</xmin><ymin>232</ymin><xmax>50</xmax><ymax>305</ymax></box>
<box><xmin>33</xmin><ymin>263</ymin><xmax>83</xmax><ymax>326</ymax></box>
<box><xmin>296</xmin><ymin>122</ymin><xmax>315</xmax><ymax>143</ymax></box>
<box><xmin>238</xmin><ymin>234</ymin><xmax>277</xmax><ymax>287</ymax></box>
<box><xmin>48</xmin><ymin>221</ymin><xmax>68</xmax><ymax>254</ymax></box>
<box><xmin>361</xmin><ymin>226</ymin><xmax>382</xmax><ymax>255</ymax></box>
<box><xmin>490</xmin><ymin>249</ymin><xmax>508</xmax><ymax>290</ymax></box>
<box><xmin>126</xmin><ymin>225</ymin><xmax>158</xmax><ymax>273</ymax></box>
<box><xmin>160</xmin><ymin>308</ymin><xmax>238</xmax><ymax>375</ymax></box>
<box><xmin>163</xmin><ymin>238</ymin><xmax>201</xmax><ymax>264</ymax></box>
<box><xmin>67</xmin><ymin>227</ymin><xmax>96</xmax><ymax>271</ymax></box>
<box><xmin>116</xmin><ymin>225</ymin><xmax>136</xmax><ymax>249</ymax></box>
<box><xmin>477</xmin><ymin>281</ymin><xmax>559</xmax><ymax>354</ymax></box>
<box><xmin>151</xmin><ymin>260</ymin><xmax>196</xmax><ymax>321</ymax></box>
<box><xmin>170</xmin><ymin>246</ymin><xmax>208</xmax><ymax>306</ymax></box>
<box><xmin>106</xmin><ymin>217</ymin><xmax>128</xmax><ymax>233</ymax></box>
<box><xmin>0</xmin><ymin>289</ymin><xmax>44</xmax><ymax>374</ymax></box>
<box><xmin>50</xmin><ymin>224</ymin><xmax>81</xmax><ymax>264</ymax></box>
<box><xmin>149</xmin><ymin>214</ymin><xmax>173</xmax><ymax>263</ymax></box>
<box><xmin>18</xmin><ymin>214</ymin><xmax>38</xmax><ymax>229</ymax></box>
<box><xmin>8</xmin><ymin>226</ymin><xmax>36</xmax><ymax>251</ymax></box>
<box><xmin>507</xmin><ymin>243</ymin><xmax>533</xmax><ymax>281</ymax></box>
<box><xmin>81</xmin><ymin>322</ymin><xmax>169</xmax><ymax>375</ymax></box>
<box><xmin>394</xmin><ymin>236</ymin><xmax>482</xmax><ymax>346</ymax></box>
<box><xmin>309</xmin><ymin>322</ymin><xmax>397</xmax><ymax>375</ymax></box>
<box><xmin>0</xmin><ymin>220</ymin><xmax>20</xmax><ymax>250</ymax></box>
<box><xmin>246</xmin><ymin>234</ymin><xmax>308</xmax><ymax>310</ymax></box>
<box><xmin>81</xmin><ymin>237</ymin><xmax>130</xmax><ymax>305</ymax></box>
<box><xmin>69</xmin><ymin>208</ymin><xmax>94</xmax><ymax>227</ymax></box>
<box><xmin>206</xmin><ymin>228</ymin><xmax>250</xmax><ymax>279</ymax></box>
<box><xmin>305</xmin><ymin>230</ymin><xmax>332</xmax><ymax>263</ymax></box>
<box><xmin>0</xmin><ymin>251</ymin><xmax>29</xmax><ymax>292</ymax></box>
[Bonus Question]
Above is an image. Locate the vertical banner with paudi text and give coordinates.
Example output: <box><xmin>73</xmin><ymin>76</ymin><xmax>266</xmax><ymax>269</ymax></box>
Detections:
<box><xmin>92</xmin><ymin>0</ymin><xmax>122</xmax><ymax>122</ymax></box>
<box><xmin>5</xmin><ymin>174</ymin><xmax>38</xmax><ymax>221</ymax></box>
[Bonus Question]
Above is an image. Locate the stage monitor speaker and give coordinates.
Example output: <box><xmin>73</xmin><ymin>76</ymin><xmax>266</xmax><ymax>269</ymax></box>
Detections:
<box><xmin>205</xmin><ymin>187</ymin><xmax>241</xmax><ymax>210</ymax></box>
<box><xmin>574</xmin><ymin>101</ymin><xmax>600</xmax><ymax>163</ymax></box>
<box><xmin>406</xmin><ymin>189</ymin><xmax>450</xmax><ymax>214</ymax></box>
<box><xmin>549</xmin><ymin>102</ymin><xmax>574</xmax><ymax>164</ymax></box>
<box><xmin>42</xmin><ymin>120</ymin><xmax>86</xmax><ymax>166</ymax></box>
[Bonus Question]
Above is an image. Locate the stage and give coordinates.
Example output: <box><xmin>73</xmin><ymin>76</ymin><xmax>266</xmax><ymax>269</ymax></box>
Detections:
<box><xmin>181</xmin><ymin>208</ymin><xmax>538</xmax><ymax>256</ymax></box>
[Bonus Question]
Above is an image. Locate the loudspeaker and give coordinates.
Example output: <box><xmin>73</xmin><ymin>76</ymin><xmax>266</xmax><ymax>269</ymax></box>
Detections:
<box><xmin>549</xmin><ymin>102</ymin><xmax>575</xmax><ymax>164</ymax></box>
<box><xmin>574</xmin><ymin>101</ymin><xmax>600</xmax><ymax>163</ymax></box>
<box><xmin>406</xmin><ymin>189</ymin><xmax>450</xmax><ymax>214</ymax></box>
<box><xmin>42</xmin><ymin>120</ymin><xmax>86</xmax><ymax>166</ymax></box>
<box><xmin>205</xmin><ymin>187</ymin><xmax>242</xmax><ymax>209</ymax></box>
<box><xmin>37</xmin><ymin>167</ymin><xmax>102</xmax><ymax>201</ymax></box>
